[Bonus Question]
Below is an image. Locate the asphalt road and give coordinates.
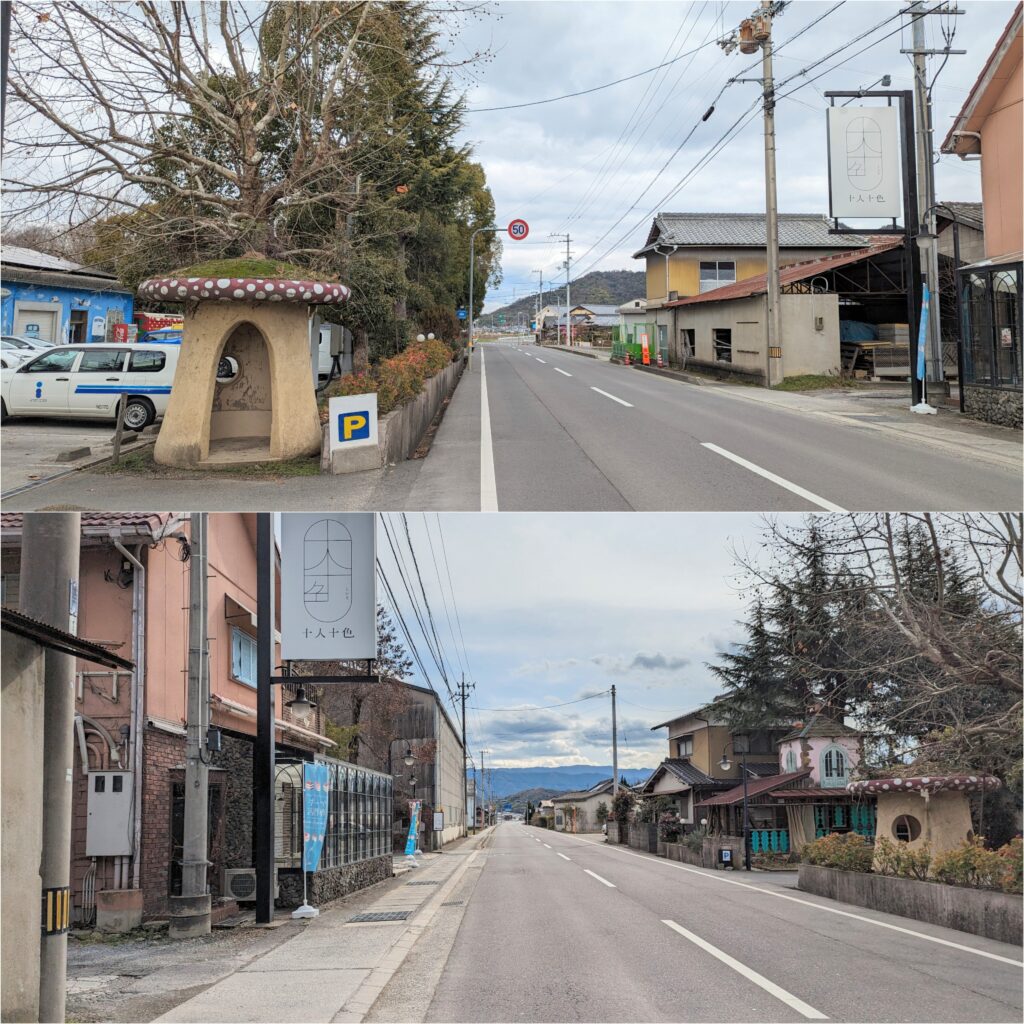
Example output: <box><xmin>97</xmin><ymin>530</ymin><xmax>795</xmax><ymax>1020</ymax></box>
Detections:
<box><xmin>447</xmin><ymin>342</ymin><xmax>1021</xmax><ymax>511</ymax></box>
<box><xmin>424</xmin><ymin>822</ymin><xmax>1023</xmax><ymax>1024</ymax></box>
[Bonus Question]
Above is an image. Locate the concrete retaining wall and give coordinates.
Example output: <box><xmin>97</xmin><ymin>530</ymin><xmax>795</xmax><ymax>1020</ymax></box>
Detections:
<box><xmin>660</xmin><ymin>842</ymin><xmax>706</xmax><ymax>867</ymax></box>
<box><xmin>628</xmin><ymin>823</ymin><xmax>659</xmax><ymax>853</ymax></box>
<box><xmin>324</xmin><ymin>358</ymin><xmax>463</xmax><ymax>474</ymax></box>
<box><xmin>798</xmin><ymin>863</ymin><xmax>1023</xmax><ymax>945</ymax></box>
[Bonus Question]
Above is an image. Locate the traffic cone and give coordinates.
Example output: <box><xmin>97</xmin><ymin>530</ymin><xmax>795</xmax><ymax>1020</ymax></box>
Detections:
<box><xmin>657</xmin><ymin>351</ymin><xmax>664</xmax><ymax>368</ymax></box>
<box><xmin>624</xmin><ymin>351</ymin><xmax>632</xmax><ymax>366</ymax></box>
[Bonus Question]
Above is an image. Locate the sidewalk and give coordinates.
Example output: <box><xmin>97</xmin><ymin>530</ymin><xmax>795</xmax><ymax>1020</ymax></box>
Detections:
<box><xmin>156</xmin><ymin>830</ymin><xmax>491</xmax><ymax>1024</ymax></box>
<box><xmin>629</xmin><ymin>365</ymin><xmax>1022</xmax><ymax>470</ymax></box>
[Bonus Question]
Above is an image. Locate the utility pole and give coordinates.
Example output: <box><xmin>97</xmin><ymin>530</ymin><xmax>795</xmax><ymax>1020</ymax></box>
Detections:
<box><xmin>23</xmin><ymin>513</ymin><xmax>80</xmax><ymax>1024</ymax></box>
<box><xmin>905</xmin><ymin>2</ymin><xmax>963</xmax><ymax>399</ymax></box>
<box><xmin>549</xmin><ymin>233</ymin><xmax>571</xmax><ymax>346</ymax></box>
<box><xmin>173</xmin><ymin>513</ymin><xmax>211</xmax><ymax>937</ymax></box>
<box><xmin>611</xmin><ymin>685</ymin><xmax>619</xmax><ymax>796</ymax></box>
<box><xmin>458</xmin><ymin>675</ymin><xmax>474</xmax><ymax>837</ymax></box>
<box><xmin>720</xmin><ymin>2</ymin><xmax>784</xmax><ymax>387</ymax></box>
<box><xmin>532</xmin><ymin>268</ymin><xmax>543</xmax><ymax>341</ymax></box>
<box><xmin>254</xmin><ymin>513</ymin><xmax>276</xmax><ymax>924</ymax></box>
<box><xmin>480</xmin><ymin>749</ymin><xmax>488</xmax><ymax>827</ymax></box>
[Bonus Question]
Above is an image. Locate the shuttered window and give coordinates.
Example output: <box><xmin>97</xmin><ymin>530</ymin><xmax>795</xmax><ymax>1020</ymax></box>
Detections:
<box><xmin>231</xmin><ymin>627</ymin><xmax>257</xmax><ymax>687</ymax></box>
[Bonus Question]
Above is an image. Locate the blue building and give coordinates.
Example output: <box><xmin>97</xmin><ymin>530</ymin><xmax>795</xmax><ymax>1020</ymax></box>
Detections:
<box><xmin>1</xmin><ymin>246</ymin><xmax>134</xmax><ymax>344</ymax></box>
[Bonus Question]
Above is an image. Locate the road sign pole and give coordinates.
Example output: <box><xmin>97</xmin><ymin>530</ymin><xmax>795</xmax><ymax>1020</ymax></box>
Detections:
<box><xmin>468</xmin><ymin>225</ymin><xmax>499</xmax><ymax>368</ymax></box>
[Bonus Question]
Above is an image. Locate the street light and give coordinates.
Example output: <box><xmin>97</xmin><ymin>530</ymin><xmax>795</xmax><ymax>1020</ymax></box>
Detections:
<box><xmin>285</xmin><ymin>685</ymin><xmax>315</xmax><ymax>724</ymax></box>
<box><xmin>403</xmin><ymin>747</ymin><xmax>416</xmax><ymax>767</ymax></box>
<box><xmin>719</xmin><ymin>733</ymin><xmax>752</xmax><ymax>872</ymax></box>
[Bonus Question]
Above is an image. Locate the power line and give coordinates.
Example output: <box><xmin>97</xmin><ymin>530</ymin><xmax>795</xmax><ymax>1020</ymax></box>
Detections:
<box><xmin>465</xmin><ymin>37</ymin><xmax>721</xmax><ymax>113</ymax></box>
<box><xmin>471</xmin><ymin>691</ymin><xmax>611</xmax><ymax>713</ymax></box>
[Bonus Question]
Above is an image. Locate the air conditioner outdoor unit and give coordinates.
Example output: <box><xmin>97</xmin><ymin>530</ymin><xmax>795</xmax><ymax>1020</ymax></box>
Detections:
<box><xmin>223</xmin><ymin>868</ymin><xmax>278</xmax><ymax>902</ymax></box>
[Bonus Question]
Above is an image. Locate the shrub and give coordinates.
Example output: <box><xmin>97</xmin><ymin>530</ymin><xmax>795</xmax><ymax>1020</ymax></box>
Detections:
<box><xmin>610</xmin><ymin>789</ymin><xmax>635</xmax><ymax>824</ymax></box>
<box><xmin>319</xmin><ymin>338</ymin><xmax>454</xmax><ymax>420</ymax></box>
<box><xmin>801</xmin><ymin>832</ymin><xmax>874</xmax><ymax>873</ymax></box>
<box><xmin>873</xmin><ymin>837</ymin><xmax>932</xmax><ymax>880</ymax></box>
<box><xmin>995</xmin><ymin>837</ymin><xmax>1023</xmax><ymax>894</ymax></box>
<box><xmin>932</xmin><ymin>837</ymin><xmax>1006</xmax><ymax>890</ymax></box>
<box><xmin>658</xmin><ymin>812</ymin><xmax>682</xmax><ymax>843</ymax></box>
<box><xmin>682</xmin><ymin>831</ymin><xmax>705</xmax><ymax>853</ymax></box>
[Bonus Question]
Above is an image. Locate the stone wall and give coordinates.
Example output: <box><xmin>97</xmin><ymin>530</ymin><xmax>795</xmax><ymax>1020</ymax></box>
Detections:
<box><xmin>798</xmin><ymin>863</ymin><xmax>1023</xmax><ymax>945</ymax></box>
<box><xmin>277</xmin><ymin>855</ymin><xmax>392</xmax><ymax>908</ymax></box>
<box><xmin>210</xmin><ymin>731</ymin><xmax>254</xmax><ymax>878</ymax></box>
<box><xmin>963</xmin><ymin>385</ymin><xmax>1022</xmax><ymax>429</ymax></box>
<box><xmin>140</xmin><ymin>726</ymin><xmax>186</xmax><ymax>917</ymax></box>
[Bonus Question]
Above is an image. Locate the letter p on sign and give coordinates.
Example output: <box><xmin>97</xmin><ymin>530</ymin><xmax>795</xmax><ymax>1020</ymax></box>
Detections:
<box><xmin>329</xmin><ymin>392</ymin><xmax>379</xmax><ymax>452</ymax></box>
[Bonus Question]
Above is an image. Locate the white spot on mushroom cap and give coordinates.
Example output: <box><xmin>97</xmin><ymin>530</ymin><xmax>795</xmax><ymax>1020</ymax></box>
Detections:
<box><xmin>217</xmin><ymin>278</ymin><xmax>231</xmax><ymax>288</ymax></box>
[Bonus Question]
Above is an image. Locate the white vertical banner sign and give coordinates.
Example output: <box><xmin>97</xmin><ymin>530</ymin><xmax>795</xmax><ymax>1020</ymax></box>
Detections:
<box><xmin>280</xmin><ymin>513</ymin><xmax>377</xmax><ymax>661</ymax></box>
<box><xmin>827</xmin><ymin>106</ymin><xmax>902</xmax><ymax>219</ymax></box>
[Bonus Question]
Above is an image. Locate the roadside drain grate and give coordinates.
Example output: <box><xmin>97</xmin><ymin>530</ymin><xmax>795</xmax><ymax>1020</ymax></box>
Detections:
<box><xmin>441</xmin><ymin>900</ymin><xmax>464</xmax><ymax>907</ymax></box>
<box><xmin>348</xmin><ymin>911</ymin><xmax>412</xmax><ymax>923</ymax></box>
<box><xmin>405</xmin><ymin>880</ymin><xmax>441</xmax><ymax>886</ymax></box>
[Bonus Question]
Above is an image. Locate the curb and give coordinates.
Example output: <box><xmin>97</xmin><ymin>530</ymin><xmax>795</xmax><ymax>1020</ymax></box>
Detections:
<box><xmin>540</xmin><ymin>345</ymin><xmax>600</xmax><ymax>360</ymax></box>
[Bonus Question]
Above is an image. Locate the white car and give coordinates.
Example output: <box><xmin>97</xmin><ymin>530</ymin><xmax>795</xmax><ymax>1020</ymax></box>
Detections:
<box><xmin>2</xmin><ymin>333</ymin><xmax>55</xmax><ymax>354</ymax></box>
<box><xmin>1</xmin><ymin>343</ymin><xmax>180</xmax><ymax>430</ymax></box>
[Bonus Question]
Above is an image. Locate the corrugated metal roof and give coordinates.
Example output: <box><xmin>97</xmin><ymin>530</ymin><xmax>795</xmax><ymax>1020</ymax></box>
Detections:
<box><xmin>1</xmin><ymin>245</ymin><xmax>117</xmax><ymax>278</ymax></box>
<box><xmin>665</xmin><ymin>238</ymin><xmax>903</xmax><ymax>308</ymax></box>
<box><xmin>1</xmin><ymin>607</ymin><xmax>135</xmax><ymax>670</ymax></box>
<box><xmin>696</xmin><ymin>769</ymin><xmax>811</xmax><ymax>807</ymax></box>
<box><xmin>634</xmin><ymin>213</ymin><xmax>869</xmax><ymax>257</ymax></box>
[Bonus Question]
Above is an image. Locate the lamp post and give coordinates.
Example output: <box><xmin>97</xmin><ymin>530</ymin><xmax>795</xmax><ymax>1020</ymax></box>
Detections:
<box><xmin>719</xmin><ymin>734</ymin><xmax>752</xmax><ymax>871</ymax></box>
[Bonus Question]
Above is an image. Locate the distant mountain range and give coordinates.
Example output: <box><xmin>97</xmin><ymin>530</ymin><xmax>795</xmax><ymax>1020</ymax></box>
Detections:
<box><xmin>482</xmin><ymin>270</ymin><xmax>645</xmax><ymax>324</ymax></box>
<box><xmin>467</xmin><ymin>764</ymin><xmax>654</xmax><ymax>801</ymax></box>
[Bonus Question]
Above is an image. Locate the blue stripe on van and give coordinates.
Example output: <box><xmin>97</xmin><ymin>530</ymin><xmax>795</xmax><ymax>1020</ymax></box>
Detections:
<box><xmin>73</xmin><ymin>386</ymin><xmax>172</xmax><ymax>394</ymax></box>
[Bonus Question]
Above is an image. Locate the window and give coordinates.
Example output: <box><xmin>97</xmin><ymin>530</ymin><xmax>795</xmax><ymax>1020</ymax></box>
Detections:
<box><xmin>821</xmin><ymin>745</ymin><xmax>848</xmax><ymax>788</ymax></box>
<box><xmin>892</xmin><ymin>814</ymin><xmax>921</xmax><ymax>843</ymax></box>
<box><xmin>676</xmin><ymin>735</ymin><xmax>694</xmax><ymax>758</ymax></box>
<box><xmin>713</xmin><ymin>328</ymin><xmax>732</xmax><ymax>363</ymax></box>
<box><xmin>785</xmin><ymin>749</ymin><xmax>797</xmax><ymax>772</ymax></box>
<box><xmin>699</xmin><ymin>261</ymin><xmax>737</xmax><ymax>294</ymax></box>
<box><xmin>129</xmin><ymin>350</ymin><xmax>167</xmax><ymax>372</ymax></box>
<box><xmin>69</xmin><ymin>310</ymin><xmax>88</xmax><ymax>344</ymax></box>
<box><xmin>78</xmin><ymin>349</ymin><xmax>127</xmax><ymax>373</ymax></box>
<box><xmin>24</xmin><ymin>349</ymin><xmax>78</xmax><ymax>373</ymax></box>
<box><xmin>1</xmin><ymin>572</ymin><xmax>19</xmax><ymax>608</ymax></box>
<box><xmin>680</xmin><ymin>328</ymin><xmax>695</xmax><ymax>357</ymax></box>
<box><xmin>230</xmin><ymin>627</ymin><xmax>257</xmax><ymax>686</ymax></box>
<box><xmin>962</xmin><ymin>264</ymin><xmax>1021</xmax><ymax>390</ymax></box>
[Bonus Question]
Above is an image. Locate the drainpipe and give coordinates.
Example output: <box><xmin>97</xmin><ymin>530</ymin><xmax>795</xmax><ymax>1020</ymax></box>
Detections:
<box><xmin>112</xmin><ymin>538</ymin><xmax>146</xmax><ymax>890</ymax></box>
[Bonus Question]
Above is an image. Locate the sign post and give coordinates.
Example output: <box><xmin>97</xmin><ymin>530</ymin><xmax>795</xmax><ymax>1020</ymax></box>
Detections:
<box><xmin>293</xmin><ymin>762</ymin><xmax>331</xmax><ymax>919</ymax></box>
<box><xmin>468</xmin><ymin>218</ymin><xmax>529</xmax><ymax>363</ymax></box>
<box><xmin>640</xmin><ymin>332</ymin><xmax>651</xmax><ymax>366</ymax></box>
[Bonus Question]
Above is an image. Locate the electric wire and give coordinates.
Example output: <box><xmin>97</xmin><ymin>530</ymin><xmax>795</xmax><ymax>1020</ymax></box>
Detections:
<box><xmin>471</xmin><ymin>690</ymin><xmax>611</xmax><ymax>713</ymax></box>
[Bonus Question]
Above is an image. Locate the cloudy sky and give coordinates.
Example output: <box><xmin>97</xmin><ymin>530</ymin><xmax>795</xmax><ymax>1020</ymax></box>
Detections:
<box><xmin>448</xmin><ymin>0</ymin><xmax>1016</xmax><ymax>312</ymax></box>
<box><xmin>376</xmin><ymin>512</ymin><xmax>795</xmax><ymax>770</ymax></box>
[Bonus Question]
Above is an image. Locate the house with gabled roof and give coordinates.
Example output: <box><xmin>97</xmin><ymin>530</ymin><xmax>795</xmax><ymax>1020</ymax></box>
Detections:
<box><xmin>550</xmin><ymin>777</ymin><xmax>619</xmax><ymax>833</ymax></box>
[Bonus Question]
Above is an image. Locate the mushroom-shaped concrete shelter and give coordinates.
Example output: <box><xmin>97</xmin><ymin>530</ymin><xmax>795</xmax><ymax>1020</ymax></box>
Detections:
<box><xmin>846</xmin><ymin>775</ymin><xmax>1001</xmax><ymax>862</ymax></box>
<box><xmin>140</xmin><ymin>260</ymin><xmax>350</xmax><ymax>468</ymax></box>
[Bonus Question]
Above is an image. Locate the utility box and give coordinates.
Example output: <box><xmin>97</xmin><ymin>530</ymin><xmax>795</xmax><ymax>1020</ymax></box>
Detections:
<box><xmin>85</xmin><ymin>771</ymin><xmax>134</xmax><ymax>856</ymax></box>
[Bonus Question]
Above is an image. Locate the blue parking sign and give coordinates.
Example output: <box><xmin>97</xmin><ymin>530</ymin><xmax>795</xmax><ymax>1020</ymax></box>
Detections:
<box><xmin>457</xmin><ymin>308</ymin><xmax>467</xmax><ymax>320</ymax></box>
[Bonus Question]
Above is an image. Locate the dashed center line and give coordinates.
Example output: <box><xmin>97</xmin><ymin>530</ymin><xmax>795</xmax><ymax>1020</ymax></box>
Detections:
<box><xmin>543</xmin><ymin>843</ymin><xmax>552</xmax><ymax>849</ymax></box>
<box><xmin>591</xmin><ymin>386</ymin><xmax>633</xmax><ymax>408</ymax></box>
<box><xmin>583</xmin><ymin>869</ymin><xmax>616</xmax><ymax>888</ymax></box>
<box><xmin>535</xmin><ymin>358</ymin><xmax>547</xmax><ymax>363</ymax></box>
<box><xmin>662</xmin><ymin>920</ymin><xmax>827</xmax><ymax>1020</ymax></box>
<box><xmin>554</xmin><ymin>367</ymin><xmax>572</xmax><ymax>377</ymax></box>
<box><xmin>557</xmin><ymin>853</ymin><xmax>571</xmax><ymax>861</ymax></box>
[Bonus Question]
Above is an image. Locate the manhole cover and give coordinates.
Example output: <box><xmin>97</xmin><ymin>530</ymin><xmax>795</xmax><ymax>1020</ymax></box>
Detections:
<box><xmin>441</xmin><ymin>900</ymin><xmax>464</xmax><ymax>907</ymax></box>
<box><xmin>405</xmin><ymin>880</ymin><xmax>440</xmax><ymax>886</ymax></box>
<box><xmin>348</xmin><ymin>911</ymin><xmax>412</xmax><ymax>923</ymax></box>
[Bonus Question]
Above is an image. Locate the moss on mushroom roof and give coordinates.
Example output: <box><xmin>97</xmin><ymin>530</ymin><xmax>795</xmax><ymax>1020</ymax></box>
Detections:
<box><xmin>168</xmin><ymin>257</ymin><xmax>339</xmax><ymax>281</ymax></box>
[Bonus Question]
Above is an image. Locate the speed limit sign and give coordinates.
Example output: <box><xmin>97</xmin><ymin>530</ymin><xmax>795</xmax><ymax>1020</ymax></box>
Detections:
<box><xmin>507</xmin><ymin>219</ymin><xmax>529</xmax><ymax>240</ymax></box>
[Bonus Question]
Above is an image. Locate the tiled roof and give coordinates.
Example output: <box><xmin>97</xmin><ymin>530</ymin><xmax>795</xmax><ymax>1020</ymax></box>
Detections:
<box><xmin>778</xmin><ymin>714</ymin><xmax>860</xmax><ymax>744</ymax></box>
<box><xmin>743</xmin><ymin>762</ymin><xmax>781</xmax><ymax>778</ymax></box>
<box><xmin>935</xmin><ymin>202</ymin><xmax>984</xmax><ymax>232</ymax></box>
<box><xmin>574</xmin><ymin>304</ymin><xmax>620</xmax><ymax>316</ymax></box>
<box><xmin>641</xmin><ymin>759</ymin><xmax>733</xmax><ymax>793</ymax></box>
<box><xmin>665</xmin><ymin>238</ymin><xmax>903</xmax><ymax>308</ymax></box>
<box><xmin>634</xmin><ymin>213</ymin><xmax>869</xmax><ymax>257</ymax></box>
<box><xmin>1</xmin><ymin>513</ymin><xmax>172</xmax><ymax>539</ymax></box>
<box><xmin>696</xmin><ymin>769</ymin><xmax>812</xmax><ymax>807</ymax></box>
<box><xmin>770</xmin><ymin>787</ymin><xmax>850</xmax><ymax>800</ymax></box>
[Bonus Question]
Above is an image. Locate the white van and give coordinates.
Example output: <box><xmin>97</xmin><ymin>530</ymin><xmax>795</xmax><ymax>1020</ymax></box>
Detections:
<box><xmin>1</xmin><ymin>343</ymin><xmax>179</xmax><ymax>430</ymax></box>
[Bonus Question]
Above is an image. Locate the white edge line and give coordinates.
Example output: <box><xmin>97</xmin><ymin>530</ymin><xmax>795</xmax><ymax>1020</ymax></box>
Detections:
<box><xmin>591</xmin><ymin>386</ymin><xmax>634</xmax><ymax>408</ymax></box>
<box><xmin>554</xmin><ymin>367</ymin><xmax>573</xmax><ymax>377</ymax></box>
<box><xmin>479</xmin><ymin>348</ymin><xmax>499</xmax><ymax>512</ymax></box>
<box><xmin>559</xmin><ymin>834</ymin><xmax>1023</xmax><ymax>968</ymax></box>
<box><xmin>557</xmin><ymin>853</ymin><xmax>571</xmax><ymax>861</ymax></box>
<box><xmin>663</xmin><ymin>920</ymin><xmax>827</xmax><ymax>1020</ymax></box>
<box><xmin>583</xmin><ymin>868</ymin><xmax>616</xmax><ymax>888</ymax></box>
<box><xmin>701</xmin><ymin>442</ymin><xmax>845</xmax><ymax>512</ymax></box>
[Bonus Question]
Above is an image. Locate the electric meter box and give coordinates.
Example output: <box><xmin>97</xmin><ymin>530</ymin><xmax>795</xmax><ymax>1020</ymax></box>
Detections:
<box><xmin>85</xmin><ymin>771</ymin><xmax>134</xmax><ymax>856</ymax></box>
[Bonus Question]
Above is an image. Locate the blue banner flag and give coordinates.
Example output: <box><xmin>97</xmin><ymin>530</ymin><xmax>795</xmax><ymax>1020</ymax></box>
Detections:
<box><xmin>916</xmin><ymin>283</ymin><xmax>930</xmax><ymax>381</ymax></box>
<box><xmin>405</xmin><ymin>800</ymin><xmax>422</xmax><ymax>856</ymax></box>
<box><xmin>303</xmin><ymin>762</ymin><xmax>331</xmax><ymax>872</ymax></box>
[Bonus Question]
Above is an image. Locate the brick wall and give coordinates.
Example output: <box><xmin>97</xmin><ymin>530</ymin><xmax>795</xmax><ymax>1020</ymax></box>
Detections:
<box><xmin>140</xmin><ymin>726</ymin><xmax>185</xmax><ymax>917</ymax></box>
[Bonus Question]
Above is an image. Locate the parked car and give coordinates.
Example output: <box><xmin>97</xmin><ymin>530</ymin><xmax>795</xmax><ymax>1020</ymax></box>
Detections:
<box><xmin>2</xmin><ymin>333</ymin><xmax>56</xmax><ymax>353</ymax></box>
<box><xmin>1</xmin><ymin>343</ymin><xmax>180</xmax><ymax>430</ymax></box>
<box><xmin>138</xmin><ymin>327</ymin><xmax>183</xmax><ymax>345</ymax></box>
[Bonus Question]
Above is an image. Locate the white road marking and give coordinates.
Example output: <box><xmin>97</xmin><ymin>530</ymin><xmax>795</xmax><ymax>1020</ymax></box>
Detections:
<box><xmin>557</xmin><ymin>853</ymin><xmax>571</xmax><ymax>861</ymax></box>
<box><xmin>543</xmin><ymin>843</ymin><xmax>552</xmax><ymax>848</ymax></box>
<box><xmin>700</xmin><ymin>442</ymin><xmax>845</xmax><ymax>512</ymax></box>
<box><xmin>559</xmin><ymin>834</ymin><xmax>1024</xmax><ymax>967</ymax></box>
<box><xmin>554</xmin><ymin>367</ymin><xmax>573</xmax><ymax>377</ymax></box>
<box><xmin>535</xmin><ymin>357</ymin><xmax>547</xmax><ymax>363</ymax></box>
<box><xmin>663</xmin><ymin>920</ymin><xmax>827</xmax><ymax>1020</ymax></box>
<box><xmin>583</xmin><ymin>869</ymin><xmax>616</xmax><ymax>888</ymax></box>
<box><xmin>591</xmin><ymin>387</ymin><xmax>634</xmax><ymax>408</ymax></box>
<box><xmin>479</xmin><ymin>349</ymin><xmax>499</xmax><ymax>512</ymax></box>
